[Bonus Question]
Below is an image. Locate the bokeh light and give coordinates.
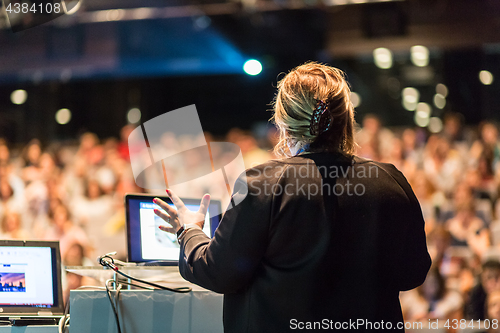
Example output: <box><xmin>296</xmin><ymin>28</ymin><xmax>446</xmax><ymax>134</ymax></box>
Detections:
<box><xmin>55</xmin><ymin>108</ymin><xmax>72</xmax><ymax>125</ymax></box>
<box><xmin>416</xmin><ymin>102</ymin><xmax>431</xmax><ymax>116</ymax></box>
<box><xmin>402</xmin><ymin>87</ymin><xmax>419</xmax><ymax>111</ymax></box>
<box><xmin>428</xmin><ymin>117</ymin><xmax>443</xmax><ymax>133</ymax></box>
<box><xmin>436</xmin><ymin>83</ymin><xmax>448</xmax><ymax>97</ymax></box>
<box><xmin>415</xmin><ymin>110</ymin><xmax>430</xmax><ymax>127</ymax></box>
<box><xmin>373</xmin><ymin>48</ymin><xmax>393</xmax><ymax>69</ymax></box>
<box><xmin>433</xmin><ymin>94</ymin><xmax>446</xmax><ymax>109</ymax></box>
<box><xmin>10</xmin><ymin>89</ymin><xmax>27</xmax><ymax>105</ymax></box>
<box><xmin>411</xmin><ymin>45</ymin><xmax>429</xmax><ymax>67</ymax></box>
<box><xmin>479</xmin><ymin>70</ymin><xmax>494</xmax><ymax>85</ymax></box>
<box><xmin>350</xmin><ymin>92</ymin><xmax>361</xmax><ymax>108</ymax></box>
<box><xmin>127</xmin><ymin>108</ymin><xmax>142</xmax><ymax>124</ymax></box>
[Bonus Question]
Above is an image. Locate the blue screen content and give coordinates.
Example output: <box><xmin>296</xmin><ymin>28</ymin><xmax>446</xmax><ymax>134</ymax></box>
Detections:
<box><xmin>0</xmin><ymin>246</ymin><xmax>55</xmax><ymax>307</ymax></box>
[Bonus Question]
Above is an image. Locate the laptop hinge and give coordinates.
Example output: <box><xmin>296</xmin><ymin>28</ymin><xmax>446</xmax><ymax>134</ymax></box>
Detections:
<box><xmin>37</xmin><ymin>311</ymin><xmax>53</xmax><ymax>316</ymax></box>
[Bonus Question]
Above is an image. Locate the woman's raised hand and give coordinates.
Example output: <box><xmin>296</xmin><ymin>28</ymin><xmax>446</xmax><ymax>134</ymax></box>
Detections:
<box><xmin>153</xmin><ymin>189</ymin><xmax>211</xmax><ymax>234</ymax></box>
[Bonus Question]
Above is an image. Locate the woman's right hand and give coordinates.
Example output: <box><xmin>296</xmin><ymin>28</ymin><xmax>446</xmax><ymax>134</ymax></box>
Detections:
<box><xmin>154</xmin><ymin>189</ymin><xmax>210</xmax><ymax>234</ymax></box>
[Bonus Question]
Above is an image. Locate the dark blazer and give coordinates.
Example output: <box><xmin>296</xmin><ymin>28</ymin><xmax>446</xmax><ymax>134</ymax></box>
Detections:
<box><xmin>179</xmin><ymin>152</ymin><xmax>431</xmax><ymax>332</ymax></box>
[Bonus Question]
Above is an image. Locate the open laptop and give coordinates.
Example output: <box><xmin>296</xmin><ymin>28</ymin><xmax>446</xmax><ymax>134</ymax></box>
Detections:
<box><xmin>125</xmin><ymin>193</ymin><xmax>222</xmax><ymax>265</ymax></box>
<box><xmin>0</xmin><ymin>240</ymin><xmax>64</xmax><ymax>326</ymax></box>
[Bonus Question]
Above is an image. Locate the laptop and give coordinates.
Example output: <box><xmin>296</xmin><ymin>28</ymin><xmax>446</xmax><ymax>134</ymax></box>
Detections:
<box><xmin>0</xmin><ymin>240</ymin><xmax>64</xmax><ymax>325</ymax></box>
<box><xmin>125</xmin><ymin>193</ymin><xmax>222</xmax><ymax>265</ymax></box>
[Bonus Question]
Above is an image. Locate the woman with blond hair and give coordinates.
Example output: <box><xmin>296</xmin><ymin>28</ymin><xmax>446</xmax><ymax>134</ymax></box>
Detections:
<box><xmin>154</xmin><ymin>62</ymin><xmax>431</xmax><ymax>332</ymax></box>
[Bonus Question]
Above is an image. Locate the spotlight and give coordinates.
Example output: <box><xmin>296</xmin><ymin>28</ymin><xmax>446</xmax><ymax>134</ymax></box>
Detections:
<box><xmin>243</xmin><ymin>59</ymin><xmax>263</xmax><ymax>76</ymax></box>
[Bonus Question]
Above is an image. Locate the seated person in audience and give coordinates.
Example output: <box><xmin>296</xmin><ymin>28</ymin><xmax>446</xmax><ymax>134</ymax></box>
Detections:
<box><xmin>427</xmin><ymin>226</ymin><xmax>453</xmax><ymax>275</ymax></box>
<box><xmin>0</xmin><ymin>211</ymin><xmax>30</xmax><ymax>240</ymax></box>
<box><xmin>382</xmin><ymin>137</ymin><xmax>416</xmax><ymax>178</ymax></box>
<box><xmin>441</xmin><ymin>182</ymin><xmax>490</xmax><ymax>226</ymax></box>
<box><xmin>470</xmin><ymin>121</ymin><xmax>500</xmax><ymax>177</ymax></box>
<box><xmin>77</xmin><ymin>132</ymin><xmax>104</xmax><ymax>166</ymax></box>
<box><xmin>43</xmin><ymin>203</ymin><xmax>90</xmax><ymax>260</ymax></box>
<box><xmin>466</xmin><ymin>167</ymin><xmax>495</xmax><ymax>203</ymax></box>
<box><xmin>0</xmin><ymin>161</ymin><xmax>25</xmax><ymax>205</ymax></box>
<box><xmin>62</xmin><ymin>242</ymin><xmax>94</xmax><ymax>304</ymax></box>
<box><xmin>412</xmin><ymin>170</ymin><xmax>440</xmax><ymax>234</ymax></box>
<box><xmin>0</xmin><ymin>139</ymin><xmax>10</xmax><ymax>163</ymax></box>
<box><xmin>21</xmin><ymin>139</ymin><xmax>43</xmax><ymax>183</ymax></box>
<box><xmin>459</xmin><ymin>259</ymin><xmax>476</xmax><ymax>304</ymax></box>
<box><xmin>400</xmin><ymin>266</ymin><xmax>463</xmax><ymax>322</ymax></box>
<box><xmin>486</xmin><ymin>289</ymin><xmax>500</xmax><ymax>333</ymax></box>
<box><xmin>465</xmin><ymin>260</ymin><xmax>500</xmax><ymax>320</ymax></box>
<box><xmin>0</xmin><ymin>178</ymin><xmax>22</xmax><ymax>217</ymax></box>
<box><xmin>477</xmin><ymin>149</ymin><xmax>497</xmax><ymax>198</ymax></box>
<box><xmin>401</xmin><ymin>128</ymin><xmax>424</xmax><ymax>166</ymax></box>
<box><xmin>446</xmin><ymin>201</ymin><xmax>490</xmax><ymax>257</ymax></box>
<box><xmin>423</xmin><ymin>136</ymin><xmax>463</xmax><ymax>196</ymax></box>
<box><xmin>72</xmin><ymin>177</ymin><xmax>114</xmax><ymax>227</ymax></box>
<box><xmin>442</xmin><ymin>112</ymin><xmax>470</xmax><ymax>150</ymax></box>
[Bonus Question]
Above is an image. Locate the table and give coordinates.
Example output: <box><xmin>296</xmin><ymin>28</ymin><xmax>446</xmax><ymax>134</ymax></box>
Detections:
<box><xmin>69</xmin><ymin>290</ymin><xmax>223</xmax><ymax>333</ymax></box>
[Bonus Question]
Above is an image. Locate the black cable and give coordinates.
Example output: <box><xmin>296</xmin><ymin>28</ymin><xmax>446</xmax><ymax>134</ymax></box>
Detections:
<box><xmin>58</xmin><ymin>297</ymin><xmax>71</xmax><ymax>333</ymax></box>
<box><xmin>98</xmin><ymin>254</ymin><xmax>192</xmax><ymax>293</ymax></box>
<box><xmin>114</xmin><ymin>269</ymin><xmax>192</xmax><ymax>293</ymax></box>
<box><xmin>97</xmin><ymin>252</ymin><xmax>192</xmax><ymax>333</ymax></box>
<box><xmin>116</xmin><ymin>280</ymin><xmax>154</xmax><ymax>290</ymax></box>
<box><xmin>105</xmin><ymin>279</ymin><xmax>122</xmax><ymax>333</ymax></box>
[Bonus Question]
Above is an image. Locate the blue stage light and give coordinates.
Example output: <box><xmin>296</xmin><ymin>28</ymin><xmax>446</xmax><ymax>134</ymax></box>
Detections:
<box><xmin>243</xmin><ymin>59</ymin><xmax>262</xmax><ymax>76</ymax></box>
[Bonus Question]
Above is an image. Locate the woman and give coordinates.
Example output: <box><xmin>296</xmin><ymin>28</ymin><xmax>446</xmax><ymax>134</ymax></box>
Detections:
<box><xmin>43</xmin><ymin>203</ymin><xmax>90</xmax><ymax>260</ymax></box>
<box><xmin>0</xmin><ymin>211</ymin><xmax>30</xmax><ymax>240</ymax></box>
<box><xmin>154</xmin><ymin>62</ymin><xmax>431</xmax><ymax>332</ymax></box>
<box><xmin>445</xmin><ymin>201</ymin><xmax>490</xmax><ymax>257</ymax></box>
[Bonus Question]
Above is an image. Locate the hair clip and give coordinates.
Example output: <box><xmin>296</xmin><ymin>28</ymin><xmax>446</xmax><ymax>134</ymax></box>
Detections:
<box><xmin>310</xmin><ymin>100</ymin><xmax>332</xmax><ymax>136</ymax></box>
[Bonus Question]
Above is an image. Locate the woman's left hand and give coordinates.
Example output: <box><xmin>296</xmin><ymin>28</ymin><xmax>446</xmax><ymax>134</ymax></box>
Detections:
<box><xmin>153</xmin><ymin>189</ymin><xmax>211</xmax><ymax>234</ymax></box>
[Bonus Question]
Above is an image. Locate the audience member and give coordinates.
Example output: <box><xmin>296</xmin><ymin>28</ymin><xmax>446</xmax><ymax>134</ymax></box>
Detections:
<box><xmin>464</xmin><ymin>260</ymin><xmax>500</xmax><ymax>320</ymax></box>
<box><xmin>486</xmin><ymin>289</ymin><xmax>500</xmax><ymax>332</ymax></box>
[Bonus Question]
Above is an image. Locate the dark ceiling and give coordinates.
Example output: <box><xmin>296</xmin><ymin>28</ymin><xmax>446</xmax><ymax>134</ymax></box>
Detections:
<box><xmin>0</xmin><ymin>0</ymin><xmax>499</xmax><ymax>144</ymax></box>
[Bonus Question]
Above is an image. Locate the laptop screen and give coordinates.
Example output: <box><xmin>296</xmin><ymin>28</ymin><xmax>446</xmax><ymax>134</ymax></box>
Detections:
<box><xmin>125</xmin><ymin>194</ymin><xmax>222</xmax><ymax>264</ymax></box>
<box><xmin>0</xmin><ymin>240</ymin><xmax>63</xmax><ymax>315</ymax></box>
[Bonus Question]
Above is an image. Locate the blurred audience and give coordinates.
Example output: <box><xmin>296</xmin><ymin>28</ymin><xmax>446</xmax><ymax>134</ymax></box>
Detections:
<box><xmin>1</xmin><ymin>115</ymin><xmax>500</xmax><ymax>318</ymax></box>
<box><xmin>400</xmin><ymin>266</ymin><xmax>463</xmax><ymax>322</ymax></box>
